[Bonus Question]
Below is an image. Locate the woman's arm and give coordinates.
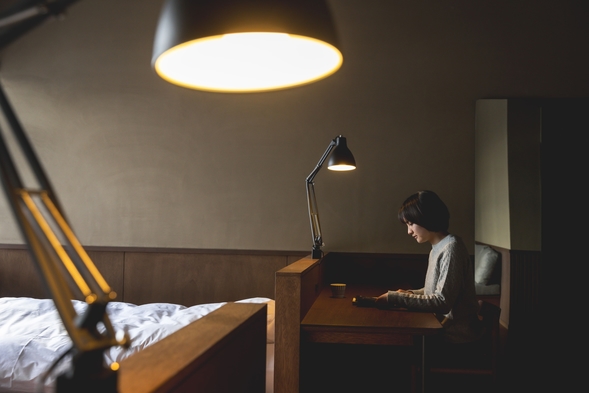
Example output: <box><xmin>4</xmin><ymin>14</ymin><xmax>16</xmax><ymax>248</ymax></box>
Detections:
<box><xmin>375</xmin><ymin>288</ymin><xmax>421</xmax><ymax>308</ymax></box>
<box><xmin>378</xmin><ymin>241</ymin><xmax>465</xmax><ymax>312</ymax></box>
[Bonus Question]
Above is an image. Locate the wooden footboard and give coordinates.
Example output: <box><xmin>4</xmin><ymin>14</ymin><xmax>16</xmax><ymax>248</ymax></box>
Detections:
<box><xmin>119</xmin><ymin>302</ymin><xmax>267</xmax><ymax>393</ymax></box>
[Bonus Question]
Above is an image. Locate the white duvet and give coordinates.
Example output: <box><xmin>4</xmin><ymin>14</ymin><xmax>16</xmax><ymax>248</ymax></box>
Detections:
<box><xmin>0</xmin><ymin>296</ymin><xmax>275</xmax><ymax>393</ymax></box>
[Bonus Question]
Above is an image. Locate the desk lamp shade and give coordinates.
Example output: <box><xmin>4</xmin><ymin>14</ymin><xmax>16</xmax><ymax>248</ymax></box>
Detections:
<box><xmin>327</xmin><ymin>136</ymin><xmax>356</xmax><ymax>171</ymax></box>
<box><xmin>152</xmin><ymin>0</ymin><xmax>343</xmax><ymax>92</ymax></box>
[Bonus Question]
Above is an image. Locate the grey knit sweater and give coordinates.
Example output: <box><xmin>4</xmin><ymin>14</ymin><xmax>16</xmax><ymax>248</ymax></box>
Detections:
<box><xmin>387</xmin><ymin>234</ymin><xmax>483</xmax><ymax>343</ymax></box>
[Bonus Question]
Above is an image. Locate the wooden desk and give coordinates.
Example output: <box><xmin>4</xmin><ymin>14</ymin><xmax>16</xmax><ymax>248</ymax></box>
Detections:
<box><xmin>302</xmin><ymin>285</ymin><xmax>440</xmax><ymax>344</ymax></box>
<box><xmin>301</xmin><ymin>286</ymin><xmax>442</xmax><ymax>392</ymax></box>
<box><xmin>274</xmin><ymin>254</ymin><xmax>442</xmax><ymax>393</ymax></box>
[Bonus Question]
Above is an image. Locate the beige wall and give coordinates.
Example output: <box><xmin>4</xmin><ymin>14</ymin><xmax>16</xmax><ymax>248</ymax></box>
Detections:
<box><xmin>1</xmin><ymin>0</ymin><xmax>588</xmax><ymax>254</ymax></box>
<box><xmin>474</xmin><ymin>100</ymin><xmax>510</xmax><ymax>248</ymax></box>
<box><xmin>475</xmin><ymin>99</ymin><xmax>542</xmax><ymax>251</ymax></box>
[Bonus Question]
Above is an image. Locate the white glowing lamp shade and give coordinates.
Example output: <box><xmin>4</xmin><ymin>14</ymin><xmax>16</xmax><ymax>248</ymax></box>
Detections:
<box><xmin>328</xmin><ymin>164</ymin><xmax>356</xmax><ymax>171</ymax></box>
<box><xmin>326</xmin><ymin>136</ymin><xmax>356</xmax><ymax>171</ymax></box>
<box><xmin>154</xmin><ymin>32</ymin><xmax>343</xmax><ymax>92</ymax></box>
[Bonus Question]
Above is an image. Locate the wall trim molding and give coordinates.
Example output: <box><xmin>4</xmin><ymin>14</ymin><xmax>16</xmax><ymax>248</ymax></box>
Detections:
<box><xmin>0</xmin><ymin>243</ymin><xmax>310</xmax><ymax>256</ymax></box>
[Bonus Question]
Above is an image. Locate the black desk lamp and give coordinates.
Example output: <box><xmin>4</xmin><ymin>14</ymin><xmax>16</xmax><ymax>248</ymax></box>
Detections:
<box><xmin>306</xmin><ymin>135</ymin><xmax>356</xmax><ymax>259</ymax></box>
<box><xmin>0</xmin><ymin>0</ymin><xmax>343</xmax><ymax>391</ymax></box>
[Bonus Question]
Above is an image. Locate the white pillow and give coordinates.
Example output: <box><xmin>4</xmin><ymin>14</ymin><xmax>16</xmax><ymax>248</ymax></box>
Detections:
<box><xmin>235</xmin><ymin>297</ymin><xmax>275</xmax><ymax>343</ymax></box>
<box><xmin>474</xmin><ymin>245</ymin><xmax>500</xmax><ymax>285</ymax></box>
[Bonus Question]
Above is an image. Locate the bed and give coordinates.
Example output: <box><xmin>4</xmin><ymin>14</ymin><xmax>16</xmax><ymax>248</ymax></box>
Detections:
<box><xmin>0</xmin><ymin>296</ymin><xmax>275</xmax><ymax>393</ymax></box>
<box><xmin>0</xmin><ymin>246</ymin><xmax>306</xmax><ymax>393</ymax></box>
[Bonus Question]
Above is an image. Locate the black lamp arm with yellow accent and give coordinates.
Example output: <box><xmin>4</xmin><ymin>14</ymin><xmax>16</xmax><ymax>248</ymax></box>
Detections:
<box><xmin>306</xmin><ymin>135</ymin><xmax>356</xmax><ymax>259</ymax></box>
<box><xmin>0</xmin><ymin>1</ymin><xmax>128</xmax><ymax>391</ymax></box>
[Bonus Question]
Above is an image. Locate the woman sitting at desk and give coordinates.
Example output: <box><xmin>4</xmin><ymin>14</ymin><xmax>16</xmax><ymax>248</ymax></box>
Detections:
<box><xmin>376</xmin><ymin>190</ymin><xmax>483</xmax><ymax>345</ymax></box>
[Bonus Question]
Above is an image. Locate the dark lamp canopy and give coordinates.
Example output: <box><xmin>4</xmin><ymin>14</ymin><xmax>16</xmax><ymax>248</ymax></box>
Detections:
<box><xmin>152</xmin><ymin>0</ymin><xmax>343</xmax><ymax>92</ymax></box>
<box><xmin>327</xmin><ymin>136</ymin><xmax>356</xmax><ymax>171</ymax></box>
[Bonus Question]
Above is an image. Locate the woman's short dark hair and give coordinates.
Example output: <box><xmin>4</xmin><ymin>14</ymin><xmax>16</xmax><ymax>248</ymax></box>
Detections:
<box><xmin>397</xmin><ymin>190</ymin><xmax>450</xmax><ymax>232</ymax></box>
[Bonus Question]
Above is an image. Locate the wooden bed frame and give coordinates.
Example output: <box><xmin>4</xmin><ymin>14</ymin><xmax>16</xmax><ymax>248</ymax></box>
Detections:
<box><xmin>0</xmin><ymin>245</ymin><xmax>303</xmax><ymax>393</ymax></box>
<box><xmin>119</xmin><ymin>302</ymin><xmax>267</xmax><ymax>393</ymax></box>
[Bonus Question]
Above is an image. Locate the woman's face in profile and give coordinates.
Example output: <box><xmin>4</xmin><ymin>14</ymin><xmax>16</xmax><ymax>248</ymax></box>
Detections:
<box><xmin>405</xmin><ymin>221</ymin><xmax>430</xmax><ymax>244</ymax></box>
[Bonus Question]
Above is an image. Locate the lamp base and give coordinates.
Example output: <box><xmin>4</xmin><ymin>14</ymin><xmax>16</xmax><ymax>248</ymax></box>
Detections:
<box><xmin>311</xmin><ymin>248</ymin><xmax>322</xmax><ymax>259</ymax></box>
<box><xmin>56</xmin><ymin>368</ymin><xmax>117</xmax><ymax>393</ymax></box>
<box><xmin>56</xmin><ymin>351</ymin><xmax>117</xmax><ymax>393</ymax></box>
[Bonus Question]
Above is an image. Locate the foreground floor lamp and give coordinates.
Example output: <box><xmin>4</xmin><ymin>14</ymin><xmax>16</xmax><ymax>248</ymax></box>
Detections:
<box><xmin>0</xmin><ymin>2</ymin><xmax>129</xmax><ymax>393</ymax></box>
<box><xmin>306</xmin><ymin>136</ymin><xmax>356</xmax><ymax>258</ymax></box>
<box><xmin>0</xmin><ymin>0</ymin><xmax>343</xmax><ymax>392</ymax></box>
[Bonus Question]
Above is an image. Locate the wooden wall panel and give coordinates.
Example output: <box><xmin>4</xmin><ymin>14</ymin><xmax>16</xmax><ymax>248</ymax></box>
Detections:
<box><xmin>287</xmin><ymin>254</ymin><xmax>308</xmax><ymax>265</ymax></box>
<box><xmin>0</xmin><ymin>248</ymin><xmax>45</xmax><ymax>299</ymax></box>
<box><xmin>508</xmin><ymin>250</ymin><xmax>541</xmax><ymax>334</ymax></box>
<box><xmin>2</xmin><ymin>244</ymin><xmax>306</xmax><ymax>305</ymax></box>
<box><xmin>0</xmin><ymin>248</ymin><xmax>124</xmax><ymax>301</ymax></box>
<box><xmin>86</xmin><ymin>250</ymin><xmax>125</xmax><ymax>301</ymax></box>
<box><xmin>322</xmin><ymin>252</ymin><xmax>428</xmax><ymax>288</ymax></box>
<box><xmin>123</xmin><ymin>252</ymin><xmax>289</xmax><ymax>306</ymax></box>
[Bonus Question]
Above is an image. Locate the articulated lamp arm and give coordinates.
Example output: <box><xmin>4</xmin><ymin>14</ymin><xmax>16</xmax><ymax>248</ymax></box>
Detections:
<box><xmin>306</xmin><ymin>139</ymin><xmax>337</xmax><ymax>259</ymax></box>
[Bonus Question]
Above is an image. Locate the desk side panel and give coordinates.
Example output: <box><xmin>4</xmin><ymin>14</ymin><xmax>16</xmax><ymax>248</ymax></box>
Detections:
<box><xmin>274</xmin><ymin>256</ymin><xmax>322</xmax><ymax>393</ymax></box>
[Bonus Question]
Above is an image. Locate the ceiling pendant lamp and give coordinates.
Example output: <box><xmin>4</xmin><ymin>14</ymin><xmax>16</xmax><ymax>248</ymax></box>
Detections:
<box><xmin>152</xmin><ymin>0</ymin><xmax>343</xmax><ymax>92</ymax></box>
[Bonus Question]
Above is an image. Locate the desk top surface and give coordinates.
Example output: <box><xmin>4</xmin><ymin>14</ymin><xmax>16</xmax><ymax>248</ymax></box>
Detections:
<box><xmin>301</xmin><ymin>285</ymin><xmax>443</xmax><ymax>335</ymax></box>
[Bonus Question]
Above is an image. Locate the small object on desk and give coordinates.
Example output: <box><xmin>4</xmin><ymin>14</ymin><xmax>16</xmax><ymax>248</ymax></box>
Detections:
<box><xmin>352</xmin><ymin>295</ymin><xmax>378</xmax><ymax>307</ymax></box>
<box><xmin>330</xmin><ymin>283</ymin><xmax>346</xmax><ymax>298</ymax></box>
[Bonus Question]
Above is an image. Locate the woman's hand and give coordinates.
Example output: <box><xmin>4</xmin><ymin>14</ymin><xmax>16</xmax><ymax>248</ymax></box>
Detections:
<box><xmin>375</xmin><ymin>289</ymin><xmax>413</xmax><ymax>309</ymax></box>
<box><xmin>375</xmin><ymin>293</ymin><xmax>389</xmax><ymax>307</ymax></box>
